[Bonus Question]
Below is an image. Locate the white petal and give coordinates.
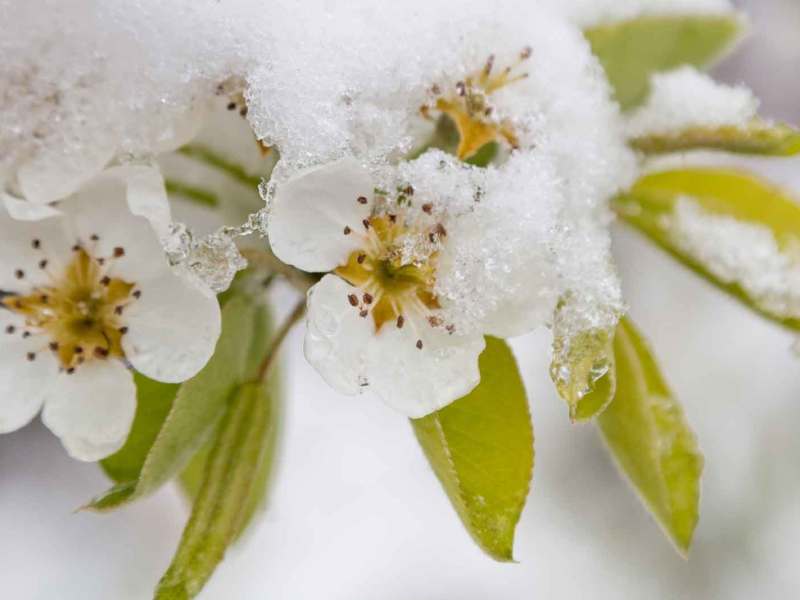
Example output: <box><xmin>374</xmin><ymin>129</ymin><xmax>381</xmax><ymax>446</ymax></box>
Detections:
<box><xmin>107</xmin><ymin>166</ymin><xmax>172</xmax><ymax>238</ymax></box>
<box><xmin>2</xmin><ymin>194</ymin><xmax>62</xmax><ymax>221</ymax></box>
<box><xmin>57</xmin><ymin>174</ymin><xmax>170</xmax><ymax>283</ymax></box>
<box><xmin>122</xmin><ymin>270</ymin><xmax>221</xmax><ymax>383</ymax></box>
<box><xmin>0</xmin><ymin>201</ymin><xmax>70</xmax><ymax>290</ymax></box>
<box><xmin>303</xmin><ymin>274</ymin><xmax>374</xmax><ymax>395</ymax></box>
<box><xmin>268</xmin><ymin>158</ymin><xmax>373</xmax><ymax>272</ymax></box>
<box><xmin>365</xmin><ymin>321</ymin><xmax>485</xmax><ymax>418</ymax></box>
<box><xmin>0</xmin><ymin>316</ymin><xmax>56</xmax><ymax>433</ymax></box>
<box><xmin>41</xmin><ymin>360</ymin><xmax>136</xmax><ymax>462</ymax></box>
<box><xmin>17</xmin><ymin>137</ymin><xmax>115</xmax><ymax>204</ymax></box>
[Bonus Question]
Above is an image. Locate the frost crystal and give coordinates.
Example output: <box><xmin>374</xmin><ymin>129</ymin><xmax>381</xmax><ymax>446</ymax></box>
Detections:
<box><xmin>627</xmin><ymin>67</ymin><xmax>759</xmax><ymax>138</ymax></box>
<box><xmin>551</xmin><ymin>0</ymin><xmax>737</xmax><ymax>26</ymax></box>
<box><xmin>164</xmin><ymin>223</ymin><xmax>247</xmax><ymax>294</ymax></box>
<box><xmin>669</xmin><ymin>198</ymin><xmax>800</xmax><ymax>319</ymax></box>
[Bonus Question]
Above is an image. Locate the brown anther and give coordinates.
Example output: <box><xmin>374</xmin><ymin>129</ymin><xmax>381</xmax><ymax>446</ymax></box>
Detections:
<box><xmin>133</xmin><ymin>290</ymin><xmax>142</xmax><ymax>298</ymax></box>
<box><xmin>39</xmin><ymin>294</ymin><xmax>48</xmax><ymax>304</ymax></box>
<box><xmin>456</xmin><ymin>81</ymin><xmax>466</xmax><ymax>96</ymax></box>
<box><xmin>14</xmin><ymin>269</ymin><xmax>24</xmax><ymax>279</ymax></box>
<box><xmin>416</xmin><ymin>339</ymin><xmax>424</xmax><ymax>350</ymax></box>
<box><xmin>22</xmin><ymin>330</ymin><xmax>30</xmax><ymax>338</ymax></box>
<box><xmin>520</xmin><ymin>46</ymin><xmax>532</xmax><ymax>59</ymax></box>
<box><xmin>66</xmin><ymin>367</ymin><xmax>75</xmax><ymax>374</ymax></box>
<box><xmin>5</xmin><ymin>325</ymin><xmax>15</xmax><ymax>334</ymax></box>
<box><xmin>356</xmin><ymin>253</ymin><xmax>366</xmax><ymax>264</ymax></box>
<box><xmin>388</xmin><ymin>214</ymin><xmax>397</xmax><ymax>223</ymax></box>
<box><xmin>347</xmin><ymin>294</ymin><xmax>359</xmax><ymax>307</ymax></box>
<box><xmin>357</xmin><ymin>196</ymin><xmax>368</xmax><ymax>205</ymax></box>
<box><xmin>38</xmin><ymin>259</ymin><xmax>48</xmax><ymax>269</ymax></box>
<box><xmin>239</xmin><ymin>106</ymin><xmax>248</xmax><ymax>117</ymax></box>
<box><xmin>72</xmin><ymin>244</ymin><xmax>81</xmax><ymax>252</ymax></box>
<box><xmin>446</xmin><ymin>324</ymin><xmax>456</xmax><ymax>335</ymax></box>
<box><xmin>114</xmin><ymin>306</ymin><xmax>124</xmax><ymax>315</ymax></box>
<box><xmin>484</xmin><ymin>106</ymin><xmax>493</xmax><ymax>116</ymax></box>
<box><xmin>26</xmin><ymin>352</ymin><xmax>36</xmax><ymax>361</ymax></box>
<box><xmin>359</xmin><ymin>309</ymin><xmax>369</xmax><ymax>318</ymax></box>
<box><xmin>435</xmin><ymin>223</ymin><xmax>447</xmax><ymax>237</ymax></box>
<box><xmin>94</xmin><ymin>347</ymin><xmax>110</xmax><ymax>358</ymax></box>
<box><xmin>431</xmin><ymin>83</ymin><xmax>441</xmax><ymax>95</ymax></box>
<box><xmin>404</xmin><ymin>185</ymin><xmax>414</xmax><ymax>196</ymax></box>
<box><xmin>32</xmin><ymin>239</ymin><xmax>41</xmax><ymax>249</ymax></box>
<box><xmin>362</xmin><ymin>218</ymin><xmax>371</xmax><ymax>230</ymax></box>
<box><xmin>74</xmin><ymin>346</ymin><xmax>84</xmax><ymax>354</ymax></box>
<box><xmin>484</xmin><ymin>54</ymin><xmax>495</xmax><ymax>76</ymax></box>
<box><xmin>90</xmin><ymin>234</ymin><xmax>100</xmax><ymax>241</ymax></box>
<box><xmin>97</xmin><ymin>258</ymin><xmax>106</xmax><ymax>266</ymax></box>
<box><xmin>421</xmin><ymin>203</ymin><xmax>433</xmax><ymax>214</ymax></box>
<box><xmin>363</xmin><ymin>293</ymin><xmax>373</xmax><ymax>305</ymax></box>
<box><xmin>427</xmin><ymin>316</ymin><xmax>443</xmax><ymax>327</ymax></box>
<box><xmin>343</xmin><ymin>226</ymin><xmax>352</xmax><ymax>235</ymax></box>
<box><xmin>101</xmin><ymin>276</ymin><xmax>111</xmax><ymax>286</ymax></box>
<box><xmin>113</xmin><ymin>246</ymin><xmax>125</xmax><ymax>258</ymax></box>
<box><xmin>227</xmin><ymin>102</ymin><xmax>237</xmax><ymax>111</ymax></box>
<box><xmin>77</xmin><ymin>357</ymin><xmax>85</xmax><ymax>365</ymax></box>
<box><xmin>119</xmin><ymin>326</ymin><xmax>129</xmax><ymax>335</ymax></box>
<box><xmin>396</xmin><ymin>315</ymin><xmax>405</xmax><ymax>329</ymax></box>
<box><xmin>14</xmin><ymin>300</ymin><xmax>24</xmax><ymax>310</ymax></box>
<box><xmin>49</xmin><ymin>341</ymin><xmax>59</xmax><ymax>351</ymax></box>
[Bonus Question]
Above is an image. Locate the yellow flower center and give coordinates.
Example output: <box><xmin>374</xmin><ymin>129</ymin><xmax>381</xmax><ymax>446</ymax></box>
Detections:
<box><xmin>3</xmin><ymin>242</ymin><xmax>138</xmax><ymax>371</ymax></box>
<box><xmin>335</xmin><ymin>211</ymin><xmax>444</xmax><ymax>335</ymax></box>
<box><xmin>422</xmin><ymin>48</ymin><xmax>531</xmax><ymax>161</ymax></box>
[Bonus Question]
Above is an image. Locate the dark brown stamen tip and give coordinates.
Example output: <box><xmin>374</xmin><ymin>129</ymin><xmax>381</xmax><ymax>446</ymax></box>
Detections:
<box><xmin>38</xmin><ymin>259</ymin><xmax>48</xmax><ymax>269</ymax></box>
<box><xmin>97</xmin><ymin>258</ymin><xmax>106</xmax><ymax>266</ymax></box>
<box><xmin>114</xmin><ymin>306</ymin><xmax>124</xmax><ymax>315</ymax></box>
<box><xmin>347</xmin><ymin>294</ymin><xmax>359</xmax><ymax>307</ymax></box>
<box><xmin>388</xmin><ymin>214</ymin><xmax>397</xmax><ymax>223</ymax></box>
<box><xmin>72</xmin><ymin>244</ymin><xmax>81</xmax><ymax>252</ymax></box>
<box><xmin>356</xmin><ymin>254</ymin><xmax>366</xmax><ymax>264</ymax></box>
<box><xmin>90</xmin><ymin>234</ymin><xmax>100</xmax><ymax>241</ymax></box>
<box><xmin>119</xmin><ymin>326</ymin><xmax>129</xmax><ymax>335</ymax></box>
<box><xmin>359</xmin><ymin>309</ymin><xmax>369</xmax><ymax>318</ymax></box>
<box><xmin>14</xmin><ymin>269</ymin><xmax>24</xmax><ymax>279</ymax></box>
<box><xmin>363</xmin><ymin>293</ymin><xmax>373</xmax><ymax>305</ymax></box>
<box><xmin>26</xmin><ymin>352</ymin><xmax>36</xmax><ymax>361</ymax></box>
<box><xmin>343</xmin><ymin>226</ymin><xmax>352</xmax><ymax>235</ymax></box>
<box><xmin>113</xmin><ymin>246</ymin><xmax>125</xmax><ymax>258</ymax></box>
<box><xmin>94</xmin><ymin>347</ymin><xmax>110</xmax><ymax>358</ymax></box>
<box><xmin>133</xmin><ymin>290</ymin><xmax>142</xmax><ymax>298</ymax></box>
<box><xmin>32</xmin><ymin>239</ymin><xmax>41</xmax><ymax>249</ymax></box>
<box><xmin>101</xmin><ymin>276</ymin><xmax>111</xmax><ymax>286</ymax></box>
<box><xmin>49</xmin><ymin>341</ymin><xmax>59</xmax><ymax>351</ymax></box>
<box><xmin>520</xmin><ymin>46</ymin><xmax>532</xmax><ymax>59</ymax></box>
<box><xmin>5</xmin><ymin>325</ymin><xmax>15</xmax><ymax>334</ymax></box>
<box><xmin>396</xmin><ymin>315</ymin><xmax>405</xmax><ymax>329</ymax></box>
<box><xmin>362</xmin><ymin>218</ymin><xmax>370</xmax><ymax>230</ymax></box>
<box><xmin>416</xmin><ymin>339</ymin><xmax>423</xmax><ymax>350</ymax></box>
<box><xmin>21</xmin><ymin>330</ymin><xmax>30</xmax><ymax>338</ymax></box>
<box><xmin>66</xmin><ymin>367</ymin><xmax>75</xmax><ymax>374</ymax></box>
<box><xmin>39</xmin><ymin>295</ymin><xmax>48</xmax><ymax>304</ymax></box>
<box><xmin>74</xmin><ymin>346</ymin><xmax>84</xmax><ymax>354</ymax></box>
<box><xmin>227</xmin><ymin>102</ymin><xmax>237</xmax><ymax>110</ymax></box>
<box><xmin>421</xmin><ymin>203</ymin><xmax>433</xmax><ymax>214</ymax></box>
<box><xmin>404</xmin><ymin>185</ymin><xmax>414</xmax><ymax>196</ymax></box>
<box><xmin>357</xmin><ymin>196</ymin><xmax>368</xmax><ymax>205</ymax></box>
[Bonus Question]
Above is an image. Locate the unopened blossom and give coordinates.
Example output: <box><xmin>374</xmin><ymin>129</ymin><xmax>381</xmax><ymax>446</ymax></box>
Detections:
<box><xmin>267</xmin><ymin>157</ymin><xmax>557</xmax><ymax>417</ymax></box>
<box><xmin>0</xmin><ymin>168</ymin><xmax>221</xmax><ymax>460</ymax></box>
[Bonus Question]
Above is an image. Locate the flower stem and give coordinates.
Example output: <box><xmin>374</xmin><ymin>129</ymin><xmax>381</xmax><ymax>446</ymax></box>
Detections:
<box><xmin>178</xmin><ymin>144</ymin><xmax>263</xmax><ymax>189</ymax></box>
<box><xmin>254</xmin><ymin>299</ymin><xmax>306</xmax><ymax>384</ymax></box>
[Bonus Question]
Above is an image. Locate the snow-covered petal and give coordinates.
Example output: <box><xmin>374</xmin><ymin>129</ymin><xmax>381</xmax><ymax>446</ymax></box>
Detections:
<box><xmin>40</xmin><ymin>360</ymin><xmax>136</xmax><ymax>462</ymax></box>
<box><xmin>122</xmin><ymin>270</ymin><xmax>221</xmax><ymax>383</ymax></box>
<box><xmin>16</xmin><ymin>136</ymin><xmax>115</xmax><ymax>205</ymax></box>
<box><xmin>365</xmin><ymin>323</ymin><xmax>485</xmax><ymax>418</ymax></box>
<box><xmin>303</xmin><ymin>274</ymin><xmax>374</xmax><ymax>395</ymax></box>
<box><xmin>0</xmin><ymin>314</ymin><xmax>57</xmax><ymax>434</ymax></box>
<box><xmin>110</xmin><ymin>165</ymin><xmax>172</xmax><ymax>237</ymax></box>
<box><xmin>268</xmin><ymin>158</ymin><xmax>373</xmax><ymax>273</ymax></box>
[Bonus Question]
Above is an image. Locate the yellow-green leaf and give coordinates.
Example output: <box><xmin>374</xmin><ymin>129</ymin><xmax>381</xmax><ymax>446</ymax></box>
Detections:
<box><xmin>550</xmin><ymin>326</ymin><xmax>616</xmax><ymax>422</ymax></box>
<box><xmin>155</xmin><ymin>382</ymin><xmax>276</xmax><ymax>600</ymax></box>
<box><xmin>411</xmin><ymin>337</ymin><xmax>533</xmax><ymax>562</ymax></box>
<box><xmin>615</xmin><ymin>168</ymin><xmax>800</xmax><ymax>331</ymax></box>
<box><xmin>585</xmin><ymin>14</ymin><xmax>744</xmax><ymax>110</ymax></box>
<box><xmin>630</xmin><ymin>121</ymin><xmax>800</xmax><ymax>156</ymax></box>
<box><xmin>89</xmin><ymin>295</ymin><xmax>264</xmax><ymax>510</ymax></box>
<box><xmin>597</xmin><ymin>317</ymin><xmax>703</xmax><ymax>554</ymax></box>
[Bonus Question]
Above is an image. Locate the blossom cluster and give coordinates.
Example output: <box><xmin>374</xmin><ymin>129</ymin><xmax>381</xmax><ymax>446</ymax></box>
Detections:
<box><xmin>1</xmin><ymin>0</ymin><xmax>748</xmax><ymax>460</ymax></box>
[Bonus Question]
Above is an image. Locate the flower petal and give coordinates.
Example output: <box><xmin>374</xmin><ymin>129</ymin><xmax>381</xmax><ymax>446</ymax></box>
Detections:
<box><xmin>122</xmin><ymin>270</ymin><xmax>221</xmax><ymax>383</ymax></box>
<box><xmin>57</xmin><ymin>174</ymin><xmax>171</xmax><ymax>283</ymax></box>
<box><xmin>0</xmin><ymin>315</ymin><xmax>55</xmax><ymax>433</ymax></box>
<box><xmin>108</xmin><ymin>165</ymin><xmax>172</xmax><ymax>237</ymax></box>
<box><xmin>303</xmin><ymin>274</ymin><xmax>374</xmax><ymax>394</ymax></box>
<box><xmin>40</xmin><ymin>360</ymin><xmax>136</xmax><ymax>462</ymax></box>
<box><xmin>0</xmin><ymin>201</ymin><xmax>70</xmax><ymax>290</ymax></box>
<box><xmin>365</xmin><ymin>321</ymin><xmax>485</xmax><ymax>418</ymax></box>
<box><xmin>2</xmin><ymin>194</ymin><xmax>62</xmax><ymax>221</ymax></box>
<box><xmin>268</xmin><ymin>158</ymin><xmax>373</xmax><ymax>272</ymax></box>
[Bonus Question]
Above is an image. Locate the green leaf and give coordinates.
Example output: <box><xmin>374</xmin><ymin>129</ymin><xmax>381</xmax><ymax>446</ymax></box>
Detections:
<box><xmin>88</xmin><ymin>295</ymin><xmax>263</xmax><ymax>510</ymax></box>
<box><xmin>597</xmin><ymin>317</ymin><xmax>703</xmax><ymax>554</ymax></box>
<box><xmin>585</xmin><ymin>14</ymin><xmax>744</xmax><ymax>110</ymax></box>
<box><xmin>155</xmin><ymin>382</ymin><xmax>277</xmax><ymax>600</ymax></box>
<box><xmin>630</xmin><ymin>121</ymin><xmax>800</xmax><ymax>156</ymax></box>
<box><xmin>101</xmin><ymin>373</ymin><xmax>180</xmax><ymax>483</ymax></box>
<box><xmin>614</xmin><ymin>168</ymin><xmax>800</xmax><ymax>331</ymax></box>
<box><xmin>411</xmin><ymin>337</ymin><xmax>533</xmax><ymax>562</ymax></box>
<box><xmin>550</xmin><ymin>325</ymin><xmax>616</xmax><ymax>422</ymax></box>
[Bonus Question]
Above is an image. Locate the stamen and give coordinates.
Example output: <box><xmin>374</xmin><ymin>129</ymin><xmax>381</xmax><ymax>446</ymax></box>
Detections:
<box><xmin>31</xmin><ymin>239</ymin><xmax>41</xmax><ymax>249</ymax></box>
<box><xmin>132</xmin><ymin>290</ymin><xmax>142</xmax><ymax>299</ymax></box>
<box><xmin>357</xmin><ymin>254</ymin><xmax>366</xmax><ymax>264</ymax></box>
<box><xmin>363</xmin><ymin>293</ymin><xmax>374</xmax><ymax>305</ymax></box>
<box><xmin>113</xmin><ymin>247</ymin><xmax>125</xmax><ymax>258</ymax></box>
<box><xmin>94</xmin><ymin>347</ymin><xmax>110</xmax><ymax>358</ymax></box>
<box><xmin>5</xmin><ymin>325</ymin><xmax>15</xmax><ymax>334</ymax></box>
<box><xmin>343</xmin><ymin>226</ymin><xmax>352</xmax><ymax>235</ymax></box>
<box><xmin>362</xmin><ymin>218</ymin><xmax>370</xmax><ymax>230</ymax></box>
<box><xmin>520</xmin><ymin>46</ymin><xmax>532</xmax><ymax>59</ymax></box>
<box><xmin>422</xmin><ymin>203</ymin><xmax>433</xmax><ymax>214</ymax></box>
<box><xmin>357</xmin><ymin>196</ymin><xmax>368</xmax><ymax>205</ymax></box>
<box><xmin>26</xmin><ymin>352</ymin><xmax>36</xmax><ymax>361</ymax></box>
<box><xmin>38</xmin><ymin>259</ymin><xmax>48</xmax><ymax>269</ymax></box>
<box><xmin>359</xmin><ymin>309</ymin><xmax>369</xmax><ymax>318</ymax></box>
<box><xmin>101</xmin><ymin>276</ymin><xmax>111</xmax><ymax>286</ymax></box>
<box><xmin>416</xmin><ymin>339</ymin><xmax>423</xmax><ymax>350</ymax></box>
<box><xmin>90</xmin><ymin>234</ymin><xmax>100</xmax><ymax>241</ymax></box>
<box><xmin>22</xmin><ymin>331</ymin><xmax>30</xmax><ymax>338</ymax></box>
<box><xmin>347</xmin><ymin>294</ymin><xmax>359</xmax><ymax>307</ymax></box>
<box><xmin>49</xmin><ymin>341</ymin><xmax>59</xmax><ymax>351</ymax></box>
<box><xmin>119</xmin><ymin>327</ymin><xmax>129</xmax><ymax>335</ymax></box>
<box><xmin>396</xmin><ymin>315</ymin><xmax>405</xmax><ymax>329</ymax></box>
<box><xmin>14</xmin><ymin>269</ymin><xmax>24</xmax><ymax>279</ymax></box>
<box><xmin>66</xmin><ymin>367</ymin><xmax>75</xmax><ymax>374</ymax></box>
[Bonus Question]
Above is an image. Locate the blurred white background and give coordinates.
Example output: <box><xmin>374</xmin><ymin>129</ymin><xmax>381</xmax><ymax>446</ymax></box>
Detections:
<box><xmin>2</xmin><ymin>1</ymin><xmax>799</xmax><ymax>598</ymax></box>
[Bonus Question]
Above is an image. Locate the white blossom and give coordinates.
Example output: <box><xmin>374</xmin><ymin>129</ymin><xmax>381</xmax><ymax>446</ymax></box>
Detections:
<box><xmin>0</xmin><ymin>168</ymin><xmax>221</xmax><ymax>460</ymax></box>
